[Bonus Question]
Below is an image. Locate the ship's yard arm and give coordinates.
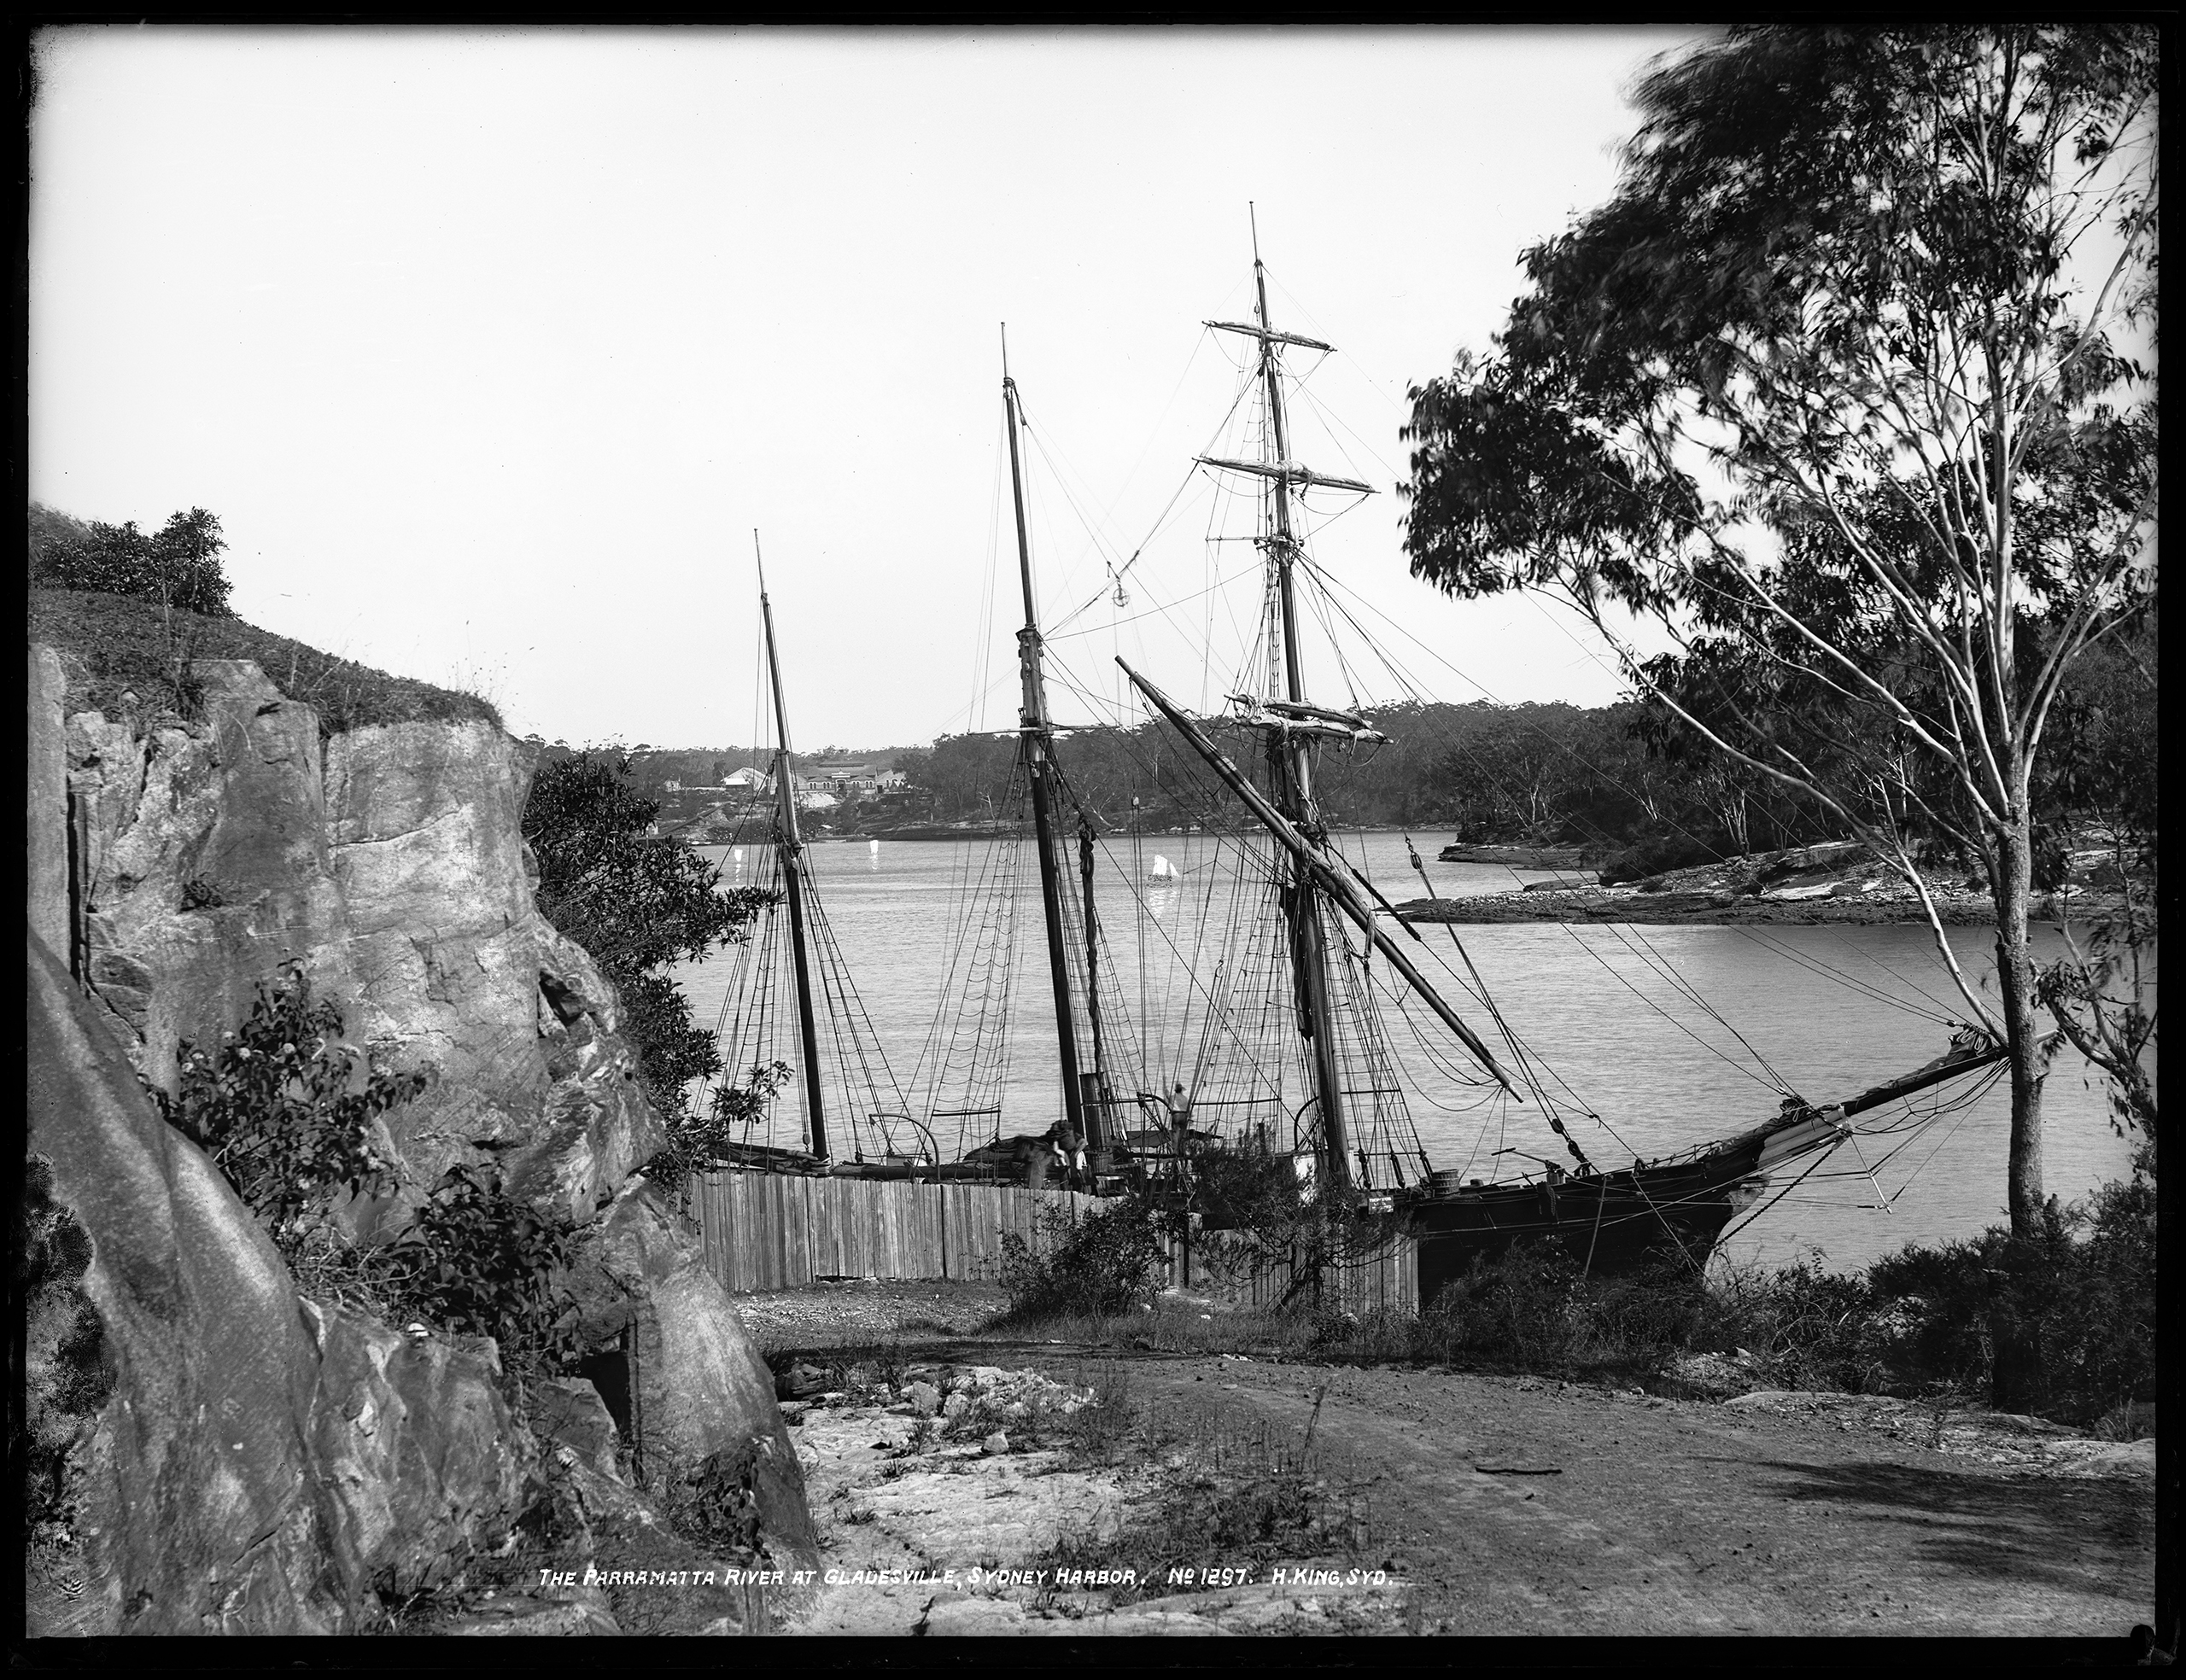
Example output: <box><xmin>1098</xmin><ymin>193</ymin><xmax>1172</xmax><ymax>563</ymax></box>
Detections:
<box><xmin>1117</xmin><ymin>657</ymin><xmax>1523</xmax><ymax>1100</ymax></box>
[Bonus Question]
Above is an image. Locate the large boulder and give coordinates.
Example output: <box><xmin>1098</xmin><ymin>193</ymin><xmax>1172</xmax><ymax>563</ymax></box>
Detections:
<box><xmin>26</xmin><ymin>933</ymin><xmax>546</xmax><ymax>1635</ymax></box>
<box><xmin>28</xmin><ymin>646</ymin><xmax>69</xmax><ymax>961</ymax></box>
<box><xmin>324</xmin><ymin>720</ymin><xmax>550</xmax><ymax>1184</ymax></box>
<box><xmin>32</xmin><ymin>646</ymin><xmax>815</xmax><ymax>1621</ymax></box>
<box><xmin>67</xmin><ymin>663</ymin><xmax>357</xmax><ymax>1088</ymax></box>
<box><xmin>26</xmin><ymin>932</ymin><xmax>348</xmax><ymax>1634</ymax></box>
<box><xmin>301</xmin><ymin>1302</ymin><xmax>535</xmax><ymax>1605</ymax></box>
<box><xmin>570</xmin><ymin>1187</ymin><xmax>818</xmax><ymax>1570</ymax></box>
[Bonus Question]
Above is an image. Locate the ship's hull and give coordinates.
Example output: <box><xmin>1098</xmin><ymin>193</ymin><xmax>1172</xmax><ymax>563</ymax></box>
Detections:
<box><xmin>1401</xmin><ymin>1135</ymin><xmax>1772</xmax><ymax>1298</ymax></box>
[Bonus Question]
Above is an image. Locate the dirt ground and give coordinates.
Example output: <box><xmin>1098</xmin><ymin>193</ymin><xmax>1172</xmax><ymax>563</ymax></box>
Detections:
<box><xmin>746</xmin><ymin>1284</ymin><xmax>2158</xmax><ymax>1640</ymax></box>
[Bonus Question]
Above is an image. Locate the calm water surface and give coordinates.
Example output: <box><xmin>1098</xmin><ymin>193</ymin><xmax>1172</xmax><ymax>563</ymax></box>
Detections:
<box><xmin>675</xmin><ymin>833</ymin><xmax>2142</xmax><ymax>1274</ymax></box>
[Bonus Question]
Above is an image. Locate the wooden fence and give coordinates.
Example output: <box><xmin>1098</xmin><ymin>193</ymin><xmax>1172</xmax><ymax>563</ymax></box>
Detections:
<box><xmin>684</xmin><ymin>1170</ymin><xmax>1100</xmax><ymax>1293</ymax></box>
<box><xmin>687</xmin><ymin>1167</ymin><xmax>1420</xmax><ymax>1315</ymax></box>
<box><xmin>1186</xmin><ymin>1228</ymin><xmax>1420</xmax><ymax>1318</ymax></box>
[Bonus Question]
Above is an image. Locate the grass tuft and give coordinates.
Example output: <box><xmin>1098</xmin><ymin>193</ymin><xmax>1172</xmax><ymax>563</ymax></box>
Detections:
<box><xmin>31</xmin><ymin>587</ymin><xmax>500</xmax><ymax>737</ymax></box>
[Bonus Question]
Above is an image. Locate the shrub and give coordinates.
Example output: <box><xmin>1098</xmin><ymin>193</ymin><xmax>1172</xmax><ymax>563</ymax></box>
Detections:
<box><xmin>674</xmin><ymin>1440</ymin><xmax>770</xmax><ymax>1563</ymax></box>
<box><xmin>383</xmin><ymin>1164</ymin><xmax>582</xmax><ymax>1370</ymax></box>
<box><xmin>157</xmin><ymin>961</ymin><xmax>423</xmax><ymax>1256</ymax></box>
<box><xmin>999</xmin><ymin>1188</ymin><xmax>1167</xmax><ymax>1320</ymax></box>
<box><xmin>1190</xmin><ymin>1148</ymin><xmax>1303</xmax><ymax>1237</ymax></box>
<box><xmin>1421</xmin><ymin>1238</ymin><xmax>1587</xmax><ymax>1369</ymax></box>
<box><xmin>32</xmin><ymin>506</ymin><xmax>232</xmax><ymax>617</ymax></box>
<box><xmin>1397</xmin><ymin>1173</ymin><xmax>2154</xmax><ymax>1424</ymax></box>
<box><xmin>522</xmin><ymin>752</ymin><xmax>773</xmax><ymax>1130</ymax></box>
<box><xmin>1579</xmin><ymin>1248</ymin><xmax>1712</xmax><ymax>1364</ymax></box>
<box><xmin>1692</xmin><ymin>1251</ymin><xmax>1884</xmax><ymax>1392</ymax></box>
<box><xmin>644</xmin><ymin>1061</ymin><xmax>795</xmax><ymax>1193</ymax></box>
<box><xmin>1868</xmin><ymin>1176</ymin><xmax>2157</xmax><ymax>1422</ymax></box>
<box><xmin>155</xmin><ymin>962</ymin><xmax>587</xmax><ymax>1377</ymax></box>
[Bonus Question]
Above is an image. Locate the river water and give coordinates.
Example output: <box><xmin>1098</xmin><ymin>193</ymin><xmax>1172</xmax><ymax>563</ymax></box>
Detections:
<box><xmin>673</xmin><ymin>833</ymin><xmax>2143</xmax><ymax>1275</ymax></box>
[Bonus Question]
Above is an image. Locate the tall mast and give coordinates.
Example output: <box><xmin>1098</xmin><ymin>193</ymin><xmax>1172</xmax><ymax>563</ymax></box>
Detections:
<box><xmin>757</xmin><ymin>534</ymin><xmax>828</xmax><ymax>1161</ymax></box>
<box><xmin>1078</xmin><ymin>814</ymin><xmax>1110</xmax><ymax>1099</ymax></box>
<box><xmin>1201</xmin><ymin>218</ymin><xmax>1355</xmax><ymax>1193</ymax></box>
<box><xmin>1002</xmin><ymin>332</ymin><xmax>1094</xmax><ymax>1149</ymax></box>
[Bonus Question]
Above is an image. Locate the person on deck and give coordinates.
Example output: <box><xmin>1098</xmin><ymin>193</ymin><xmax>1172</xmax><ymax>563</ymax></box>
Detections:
<box><xmin>1053</xmin><ymin>1120</ymin><xmax>1085</xmax><ymax>1191</ymax></box>
<box><xmin>1165</xmin><ymin>1083</ymin><xmax>1192</xmax><ymax>1150</ymax></box>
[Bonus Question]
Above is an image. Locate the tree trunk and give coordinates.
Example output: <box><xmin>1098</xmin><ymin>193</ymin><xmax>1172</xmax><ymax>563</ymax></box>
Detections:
<box><xmin>1990</xmin><ymin>806</ymin><xmax>2050</xmax><ymax>1414</ymax></box>
<box><xmin>1993</xmin><ymin>810</ymin><xmax>2048</xmax><ymax>1239</ymax></box>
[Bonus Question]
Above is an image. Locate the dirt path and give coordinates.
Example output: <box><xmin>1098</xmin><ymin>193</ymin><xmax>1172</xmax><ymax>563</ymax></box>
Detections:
<box><xmin>1029</xmin><ymin>1352</ymin><xmax>2154</xmax><ymax>1636</ymax></box>
<box><xmin>773</xmin><ymin>1335</ymin><xmax>2155</xmax><ymax>1638</ymax></box>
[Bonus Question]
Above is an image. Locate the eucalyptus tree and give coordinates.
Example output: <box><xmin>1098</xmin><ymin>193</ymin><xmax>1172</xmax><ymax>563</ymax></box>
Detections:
<box><xmin>1401</xmin><ymin>26</ymin><xmax>2157</xmax><ymax>1238</ymax></box>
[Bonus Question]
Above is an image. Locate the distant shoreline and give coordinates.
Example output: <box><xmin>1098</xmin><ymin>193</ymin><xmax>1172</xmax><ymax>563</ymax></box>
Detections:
<box><xmin>1389</xmin><ymin>887</ymin><xmax>2130</xmax><ymax>928</ymax></box>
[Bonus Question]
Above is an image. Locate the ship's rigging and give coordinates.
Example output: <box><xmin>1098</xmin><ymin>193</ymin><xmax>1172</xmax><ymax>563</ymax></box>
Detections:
<box><xmin>681</xmin><ymin>221</ymin><xmax>2019</xmax><ymax>1275</ymax></box>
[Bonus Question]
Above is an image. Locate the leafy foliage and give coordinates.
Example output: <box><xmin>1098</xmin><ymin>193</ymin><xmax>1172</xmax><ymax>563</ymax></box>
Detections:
<box><xmin>673</xmin><ymin>1441</ymin><xmax>769</xmax><ymax>1564</ymax></box>
<box><xmin>157</xmin><ymin>962</ymin><xmax>423</xmax><ymax>1252</ymax></box>
<box><xmin>1406</xmin><ymin>1170</ymin><xmax>2155</xmax><ymax>1423</ymax></box>
<box><xmin>1865</xmin><ymin>1169</ymin><xmax>2157</xmax><ymax>1423</ymax></box>
<box><xmin>385</xmin><ymin>1164</ymin><xmax>582</xmax><ymax>1367</ymax></box>
<box><xmin>523</xmin><ymin>751</ymin><xmax>773</xmax><ymax>1124</ymax></box>
<box><xmin>998</xmin><ymin>1188</ymin><xmax>1168</xmax><ymax>1319</ymax></box>
<box><xmin>1400</xmin><ymin>27</ymin><xmax>2159</xmax><ymax>1239</ymax></box>
<box><xmin>31</xmin><ymin>506</ymin><xmax>233</xmax><ymax>616</ymax></box>
<box><xmin>152</xmin><ymin>964</ymin><xmax>587</xmax><ymax>1373</ymax></box>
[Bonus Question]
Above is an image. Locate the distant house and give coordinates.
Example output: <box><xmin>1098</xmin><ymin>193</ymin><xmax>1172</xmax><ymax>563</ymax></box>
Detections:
<box><xmin>724</xmin><ymin>767</ymin><xmax>771</xmax><ymax>793</ymax></box>
<box><xmin>810</xmin><ymin>761</ymin><xmax>891</xmax><ymax>800</ymax></box>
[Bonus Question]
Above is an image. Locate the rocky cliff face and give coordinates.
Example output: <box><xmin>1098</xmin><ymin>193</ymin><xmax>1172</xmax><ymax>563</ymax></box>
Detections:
<box><xmin>51</xmin><ymin>654</ymin><xmax>654</xmax><ymax>1217</ymax></box>
<box><xmin>26</xmin><ymin>645</ymin><xmax>812</xmax><ymax>1636</ymax></box>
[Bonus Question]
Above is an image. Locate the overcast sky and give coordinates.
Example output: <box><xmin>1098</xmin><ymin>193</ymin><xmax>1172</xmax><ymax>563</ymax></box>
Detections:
<box><xmin>32</xmin><ymin>25</ymin><xmax>1705</xmax><ymax>751</ymax></box>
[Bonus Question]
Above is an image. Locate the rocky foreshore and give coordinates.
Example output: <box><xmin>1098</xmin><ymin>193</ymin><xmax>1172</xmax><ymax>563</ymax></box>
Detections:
<box><xmin>1395</xmin><ymin>837</ymin><xmax>2133</xmax><ymax>927</ymax></box>
<box><xmin>1394</xmin><ymin>883</ymin><xmax>2004</xmax><ymax>927</ymax></box>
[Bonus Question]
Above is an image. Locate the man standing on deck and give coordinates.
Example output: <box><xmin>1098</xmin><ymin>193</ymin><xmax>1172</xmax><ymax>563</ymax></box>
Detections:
<box><xmin>1165</xmin><ymin>1083</ymin><xmax>1192</xmax><ymax>1148</ymax></box>
<box><xmin>1052</xmin><ymin>1119</ymin><xmax>1085</xmax><ymax>1191</ymax></box>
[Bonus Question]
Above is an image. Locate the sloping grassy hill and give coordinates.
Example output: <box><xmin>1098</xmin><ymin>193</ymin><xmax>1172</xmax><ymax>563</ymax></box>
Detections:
<box><xmin>29</xmin><ymin>588</ymin><xmax>500</xmax><ymax>737</ymax></box>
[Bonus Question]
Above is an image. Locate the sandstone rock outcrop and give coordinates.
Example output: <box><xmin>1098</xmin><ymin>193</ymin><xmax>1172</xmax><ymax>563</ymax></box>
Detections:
<box><xmin>572</xmin><ymin>1187</ymin><xmax>820</xmax><ymax>1571</ymax></box>
<box><xmin>26</xmin><ymin>934</ymin><xmax>535</xmax><ymax>1633</ymax></box>
<box><xmin>301</xmin><ymin>1301</ymin><xmax>534</xmax><ymax>1605</ymax></box>
<box><xmin>509</xmin><ymin>923</ymin><xmax>667</xmax><ymax>1225</ymax></box>
<box><xmin>28</xmin><ymin>645</ymin><xmax>814</xmax><ymax>1631</ymax></box>
<box><xmin>50</xmin><ymin>662</ymin><xmax>654</xmax><ymax>1206</ymax></box>
<box><xmin>28</xmin><ymin>933</ymin><xmax>346</xmax><ymax>1634</ymax></box>
<box><xmin>28</xmin><ymin>647</ymin><xmax>69</xmax><ymax>960</ymax></box>
<box><xmin>67</xmin><ymin>661</ymin><xmax>356</xmax><ymax>1082</ymax></box>
<box><xmin>324</xmin><ymin>718</ymin><xmax>547</xmax><ymax>1184</ymax></box>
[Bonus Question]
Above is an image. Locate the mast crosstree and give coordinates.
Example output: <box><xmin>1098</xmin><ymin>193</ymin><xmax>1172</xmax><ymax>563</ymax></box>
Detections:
<box><xmin>1185</xmin><ymin>228</ymin><xmax>1382</xmax><ymax>1194</ymax></box>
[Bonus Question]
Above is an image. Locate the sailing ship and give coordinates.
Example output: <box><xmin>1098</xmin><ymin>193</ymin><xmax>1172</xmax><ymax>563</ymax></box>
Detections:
<box><xmin>1095</xmin><ymin>225</ymin><xmax>2014</xmax><ymax>1290</ymax></box>
<box><xmin>922</xmin><ymin>341</ymin><xmax>1152</xmax><ymax>1186</ymax></box>
<box><xmin>701</xmin><ymin>372</ymin><xmax>1154</xmax><ymax>1191</ymax></box>
<box><xmin>693</xmin><ymin>246</ymin><xmax>2013</xmax><ymax>1291</ymax></box>
<box><xmin>691</xmin><ymin>538</ymin><xmax>934</xmax><ymax>1181</ymax></box>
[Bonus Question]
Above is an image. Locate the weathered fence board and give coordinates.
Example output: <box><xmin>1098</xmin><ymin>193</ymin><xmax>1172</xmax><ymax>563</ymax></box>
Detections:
<box><xmin>686</xmin><ymin>1170</ymin><xmax>1416</xmax><ymax>1311</ymax></box>
<box><xmin>1188</xmin><ymin>1230</ymin><xmax>1419</xmax><ymax>1318</ymax></box>
<box><xmin>687</xmin><ymin>1171</ymin><xmax>1100</xmax><ymax>1294</ymax></box>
